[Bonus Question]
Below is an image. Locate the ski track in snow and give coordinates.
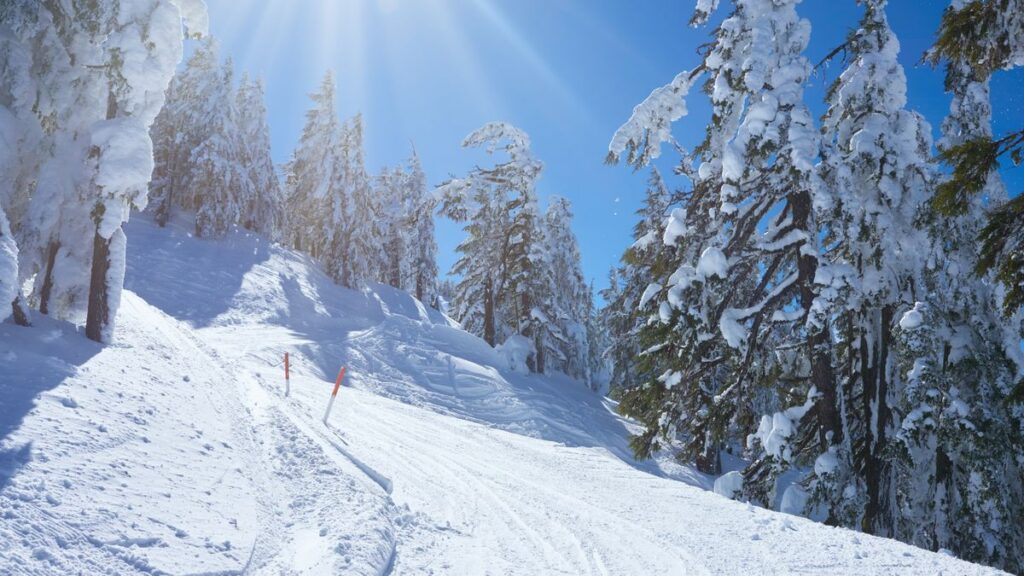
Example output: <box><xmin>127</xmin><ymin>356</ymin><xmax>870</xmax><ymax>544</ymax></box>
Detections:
<box><xmin>0</xmin><ymin>216</ymin><xmax>1007</xmax><ymax>575</ymax></box>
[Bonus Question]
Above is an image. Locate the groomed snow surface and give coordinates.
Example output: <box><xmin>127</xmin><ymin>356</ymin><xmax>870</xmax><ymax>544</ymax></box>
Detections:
<box><xmin>0</xmin><ymin>217</ymin><xmax>1005</xmax><ymax>575</ymax></box>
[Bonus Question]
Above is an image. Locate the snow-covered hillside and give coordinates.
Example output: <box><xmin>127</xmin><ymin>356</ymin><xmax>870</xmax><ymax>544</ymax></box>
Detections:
<box><xmin>0</xmin><ymin>217</ymin><xmax>1006</xmax><ymax>575</ymax></box>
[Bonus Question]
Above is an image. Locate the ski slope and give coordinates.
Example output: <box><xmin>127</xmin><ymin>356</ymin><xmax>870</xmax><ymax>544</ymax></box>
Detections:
<box><xmin>0</xmin><ymin>217</ymin><xmax>1006</xmax><ymax>575</ymax></box>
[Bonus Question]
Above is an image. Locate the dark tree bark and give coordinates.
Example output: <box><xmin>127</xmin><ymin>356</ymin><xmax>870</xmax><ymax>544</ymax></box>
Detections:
<box><xmin>861</xmin><ymin>305</ymin><xmax>893</xmax><ymax>536</ymax></box>
<box><xmin>85</xmin><ymin>228</ymin><xmax>111</xmax><ymax>343</ymax></box>
<box><xmin>10</xmin><ymin>295</ymin><xmax>30</xmax><ymax>326</ymax></box>
<box><xmin>38</xmin><ymin>240</ymin><xmax>60</xmax><ymax>315</ymax></box>
<box><xmin>483</xmin><ymin>277</ymin><xmax>495</xmax><ymax>347</ymax></box>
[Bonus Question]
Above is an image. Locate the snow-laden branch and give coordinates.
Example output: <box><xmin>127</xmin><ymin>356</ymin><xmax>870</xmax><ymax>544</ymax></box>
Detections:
<box><xmin>607</xmin><ymin>68</ymin><xmax>704</xmax><ymax>169</ymax></box>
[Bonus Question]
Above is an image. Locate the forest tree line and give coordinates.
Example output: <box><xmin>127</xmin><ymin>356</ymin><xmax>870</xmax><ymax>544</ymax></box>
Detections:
<box><xmin>601</xmin><ymin>0</ymin><xmax>1023</xmax><ymax>571</ymax></box>
<box><xmin>0</xmin><ymin>3</ymin><xmax>601</xmax><ymax>387</ymax></box>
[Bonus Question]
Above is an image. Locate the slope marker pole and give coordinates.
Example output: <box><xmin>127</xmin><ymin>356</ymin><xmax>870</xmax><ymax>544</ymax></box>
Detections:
<box><xmin>284</xmin><ymin>352</ymin><xmax>290</xmax><ymax>397</ymax></box>
<box><xmin>323</xmin><ymin>366</ymin><xmax>346</xmax><ymax>424</ymax></box>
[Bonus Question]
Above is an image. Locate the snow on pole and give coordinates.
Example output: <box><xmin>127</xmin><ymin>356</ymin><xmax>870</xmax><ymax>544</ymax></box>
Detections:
<box><xmin>284</xmin><ymin>352</ymin><xmax>290</xmax><ymax>397</ymax></box>
<box><xmin>323</xmin><ymin>366</ymin><xmax>346</xmax><ymax>424</ymax></box>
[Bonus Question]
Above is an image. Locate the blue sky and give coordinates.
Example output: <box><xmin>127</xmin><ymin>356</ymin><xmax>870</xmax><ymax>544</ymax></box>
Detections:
<box><xmin>205</xmin><ymin>0</ymin><xmax>1023</xmax><ymax>298</ymax></box>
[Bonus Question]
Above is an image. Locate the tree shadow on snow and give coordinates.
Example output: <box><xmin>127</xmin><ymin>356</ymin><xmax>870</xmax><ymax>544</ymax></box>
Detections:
<box><xmin>0</xmin><ymin>318</ymin><xmax>100</xmax><ymax>491</ymax></box>
<box><xmin>123</xmin><ymin>216</ymin><xmax>271</xmax><ymax>328</ymax></box>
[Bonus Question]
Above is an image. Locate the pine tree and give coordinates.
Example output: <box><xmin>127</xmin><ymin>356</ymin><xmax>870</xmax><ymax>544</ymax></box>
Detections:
<box><xmin>235</xmin><ymin>74</ymin><xmax>281</xmax><ymax>236</ymax></box>
<box><xmin>542</xmin><ymin>196</ymin><xmax>591</xmax><ymax>382</ymax></box>
<box><xmin>376</xmin><ymin>164</ymin><xmax>405</xmax><ymax>288</ymax></box>
<box><xmin>85</xmin><ymin>0</ymin><xmax>208</xmax><ymax>342</ymax></box>
<box><xmin>608</xmin><ymin>0</ymin><xmax>825</xmax><ymax>477</ymax></box>
<box><xmin>284</xmin><ymin>71</ymin><xmax>340</xmax><ymax>269</ymax></box>
<box><xmin>191</xmin><ymin>55</ymin><xmax>245</xmax><ymax>238</ymax></box>
<box><xmin>876</xmin><ymin>0</ymin><xmax>1024</xmax><ymax>568</ymax></box>
<box><xmin>927</xmin><ymin>1</ymin><xmax>1023</xmax><ymax>315</ymax></box>
<box><xmin>0</xmin><ymin>0</ymin><xmax>204</xmax><ymax>340</ymax></box>
<box><xmin>0</xmin><ymin>13</ymin><xmax>39</xmax><ymax>325</ymax></box>
<box><xmin>439</xmin><ymin>123</ymin><xmax>543</xmax><ymax>355</ymax></box>
<box><xmin>403</xmin><ymin>150</ymin><xmax>439</xmax><ymax>306</ymax></box>
<box><xmin>344</xmin><ymin>114</ymin><xmax>383</xmax><ymax>286</ymax></box>
<box><xmin>798</xmin><ymin>0</ymin><xmax>936</xmax><ymax>534</ymax></box>
<box><xmin>600</xmin><ymin>167</ymin><xmax>673</xmax><ymax>398</ymax></box>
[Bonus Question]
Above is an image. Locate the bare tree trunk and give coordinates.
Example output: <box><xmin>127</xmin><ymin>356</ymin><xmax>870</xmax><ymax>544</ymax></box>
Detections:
<box><xmin>10</xmin><ymin>294</ymin><xmax>30</xmax><ymax>326</ymax></box>
<box><xmin>38</xmin><ymin>240</ymin><xmax>60</xmax><ymax>315</ymax></box>
<box><xmin>484</xmin><ymin>277</ymin><xmax>495</xmax><ymax>347</ymax></box>
<box><xmin>85</xmin><ymin>228</ymin><xmax>111</xmax><ymax>343</ymax></box>
<box><xmin>861</xmin><ymin>305</ymin><xmax>893</xmax><ymax>536</ymax></box>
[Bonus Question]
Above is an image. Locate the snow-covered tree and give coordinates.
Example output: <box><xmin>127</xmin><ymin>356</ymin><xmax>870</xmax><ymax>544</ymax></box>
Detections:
<box><xmin>284</xmin><ymin>71</ymin><xmax>341</xmax><ymax>268</ymax></box>
<box><xmin>439</xmin><ymin>123</ymin><xmax>544</xmax><ymax>356</ymax></box>
<box><xmin>342</xmin><ymin>114</ymin><xmax>383</xmax><ymax>286</ymax></box>
<box><xmin>795</xmin><ymin>0</ymin><xmax>937</xmax><ymax>535</ymax></box>
<box><xmin>0</xmin><ymin>0</ymin><xmax>205</xmax><ymax>340</ymax></box>
<box><xmin>928</xmin><ymin>0</ymin><xmax>1023</xmax><ymax>316</ymax></box>
<box><xmin>191</xmin><ymin>56</ymin><xmax>245</xmax><ymax>238</ymax></box>
<box><xmin>148</xmin><ymin>36</ymin><xmax>245</xmax><ymax>238</ymax></box>
<box><xmin>608</xmin><ymin>0</ymin><xmax>824</xmax><ymax>476</ymax></box>
<box><xmin>376</xmin><ymin>164</ymin><xmax>406</xmax><ymax>288</ymax></box>
<box><xmin>402</xmin><ymin>150</ymin><xmax>439</xmax><ymax>306</ymax></box>
<box><xmin>235</xmin><ymin>74</ymin><xmax>281</xmax><ymax>236</ymax></box>
<box><xmin>84</xmin><ymin>0</ymin><xmax>208</xmax><ymax>342</ymax></box>
<box><xmin>600</xmin><ymin>167</ymin><xmax>673</xmax><ymax>397</ymax></box>
<box><xmin>878</xmin><ymin>0</ymin><xmax>1024</xmax><ymax>568</ymax></box>
<box><xmin>0</xmin><ymin>15</ymin><xmax>39</xmax><ymax>325</ymax></box>
<box><xmin>542</xmin><ymin>196</ymin><xmax>591</xmax><ymax>382</ymax></box>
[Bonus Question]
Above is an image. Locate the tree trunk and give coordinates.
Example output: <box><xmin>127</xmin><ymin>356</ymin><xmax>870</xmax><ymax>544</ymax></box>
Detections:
<box><xmin>697</xmin><ymin>436</ymin><xmax>721</xmax><ymax>475</ymax></box>
<box><xmin>792</xmin><ymin>190</ymin><xmax>841</xmax><ymax>450</ymax></box>
<box><xmin>483</xmin><ymin>277</ymin><xmax>495</xmax><ymax>346</ymax></box>
<box><xmin>862</xmin><ymin>305</ymin><xmax>893</xmax><ymax>536</ymax></box>
<box><xmin>10</xmin><ymin>295</ymin><xmax>30</xmax><ymax>326</ymax></box>
<box><xmin>38</xmin><ymin>240</ymin><xmax>60</xmax><ymax>315</ymax></box>
<box><xmin>85</xmin><ymin>228</ymin><xmax>111</xmax><ymax>343</ymax></box>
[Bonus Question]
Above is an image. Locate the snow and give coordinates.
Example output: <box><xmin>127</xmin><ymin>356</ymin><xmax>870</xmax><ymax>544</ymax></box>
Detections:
<box><xmin>639</xmin><ymin>282</ymin><xmax>662</xmax><ymax>309</ymax></box>
<box><xmin>814</xmin><ymin>449</ymin><xmax>840</xmax><ymax>477</ymax></box>
<box><xmin>713</xmin><ymin>471</ymin><xmax>744</xmax><ymax>499</ymax></box>
<box><xmin>0</xmin><ymin>216</ymin><xmax>1006</xmax><ymax>575</ymax></box>
<box><xmin>658</xmin><ymin>369</ymin><xmax>683</xmax><ymax>390</ymax></box>
<box><xmin>899</xmin><ymin>302</ymin><xmax>925</xmax><ymax>331</ymax></box>
<box><xmin>780</xmin><ymin>484</ymin><xmax>810</xmax><ymax>516</ymax></box>
<box><xmin>696</xmin><ymin>246</ymin><xmax>728</xmax><ymax>279</ymax></box>
<box><xmin>608</xmin><ymin>70</ymin><xmax>698</xmax><ymax>166</ymax></box>
<box><xmin>496</xmin><ymin>334</ymin><xmax>534</xmax><ymax>373</ymax></box>
<box><xmin>663</xmin><ymin>207</ymin><xmax>688</xmax><ymax>245</ymax></box>
<box><xmin>753</xmin><ymin>388</ymin><xmax>818</xmax><ymax>464</ymax></box>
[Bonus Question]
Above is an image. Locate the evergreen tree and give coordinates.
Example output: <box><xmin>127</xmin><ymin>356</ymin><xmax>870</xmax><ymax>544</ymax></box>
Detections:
<box><xmin>342</xmin><ymin>114</ymin><xmax>382</xmax><ymax>286</ymax></box>
<box><xmin>376</xmin><ymin>164</ymin><xmax>406</xmax><ymax>288</ymax></box>
<box><xmin>403</xmin><ymin>150</ymin><xmax>439</xmax><ymax>306</ymax></box>
<box><xmin>439</xmin><ymin>122</ymin><xmax>543</xmax><ymax>356</ymax></box>
<box><xmin>600</xmin><ymin>167</ymin><xmax>673</xmax><ymax>398</ymax></box>
<box><xmin>608</xmin><ymin>0</ymin><xmax>824</xmax><ymax>476</ymax></box>
<box><xmin>928</xmin><ymin>0</ymin><xmax>1023</xmax><ymax>315</ymax></box>
<box><xmin>191</xmin><ymin>56</ymin><xmax>245</xmax><ymax>238</ymax></box>
<box><xmin>284</xmin><ymin>71</ymin><xmax>340</xmax><ymax>269</ymax></box>
<box><xmin>542</xmin><ymin>196</ymin><xmax>591</xmax><ymax>382</ymax></box>
<box><xmin>235</xmin><ymin>74</ymin><xmax>281</xmax><ymax>236</ymax></box>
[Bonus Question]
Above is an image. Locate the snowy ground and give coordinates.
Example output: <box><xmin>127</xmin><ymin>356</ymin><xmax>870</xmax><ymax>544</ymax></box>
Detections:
<box><xmin>0</xmin><ymin>216</ymin><xmax>1006</xmax><ymax>575</ymax></box>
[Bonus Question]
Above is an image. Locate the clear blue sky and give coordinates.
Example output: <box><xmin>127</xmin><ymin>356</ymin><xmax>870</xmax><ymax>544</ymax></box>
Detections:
<box><xmin>205</xmin><ymin>0</ymin><xmax>1023</xmax><ymax>299</ymax></box>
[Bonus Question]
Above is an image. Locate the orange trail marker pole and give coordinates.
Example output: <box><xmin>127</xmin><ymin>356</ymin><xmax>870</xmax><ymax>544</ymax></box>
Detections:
<box><xmin>323</xmin><ymin>366</ymin><xmax>346</xmax><ymax>424</ymax></box>
<box><xmin>284</xmin><ymin>352</ymin><xmax>290</xmax><ymax>397</ymax></box>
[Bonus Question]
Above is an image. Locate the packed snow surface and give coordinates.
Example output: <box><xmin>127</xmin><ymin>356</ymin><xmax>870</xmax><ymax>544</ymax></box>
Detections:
<box><xmin>0</xmin><ymin>217</ymin><xmax>1005</xmax><ymax>575</ymax></box>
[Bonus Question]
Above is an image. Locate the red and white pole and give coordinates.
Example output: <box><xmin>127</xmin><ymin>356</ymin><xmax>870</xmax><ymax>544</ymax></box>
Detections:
<box><xmin>323</xmin><ymin>366</ymin><xmax>346</xmax><ymax>424</ymax></box>
<box><xmin>284</xmin><ymin>352</ymin><xmax>291</xmax><ymax>397</ymax></box>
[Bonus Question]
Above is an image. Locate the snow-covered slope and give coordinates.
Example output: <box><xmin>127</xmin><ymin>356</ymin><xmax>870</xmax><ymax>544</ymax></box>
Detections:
<box><xmin>0</xmin><ymin>217</ymin><xmax>1006</xmax><ymax>575</ymax></box>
